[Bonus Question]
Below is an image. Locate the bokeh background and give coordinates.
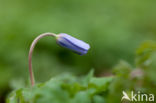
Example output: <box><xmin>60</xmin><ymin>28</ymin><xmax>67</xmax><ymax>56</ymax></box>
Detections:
<box><xmin>0</xmin><ymin>0</ymin><xmax>156</xmax><ymax>102</ymax></box>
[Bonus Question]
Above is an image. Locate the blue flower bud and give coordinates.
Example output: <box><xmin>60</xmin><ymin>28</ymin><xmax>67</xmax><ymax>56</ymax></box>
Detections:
<box><xmin>56</xmin><ymin>33</ymin><xmax>90</xmax><ymax>55</ymax></box>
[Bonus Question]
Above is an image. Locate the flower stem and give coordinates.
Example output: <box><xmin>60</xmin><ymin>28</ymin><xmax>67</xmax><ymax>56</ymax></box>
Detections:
<box><xmin>28</xmin><ymin>33</ymin><xmax>57</xmax><ymax>87</ymax></box>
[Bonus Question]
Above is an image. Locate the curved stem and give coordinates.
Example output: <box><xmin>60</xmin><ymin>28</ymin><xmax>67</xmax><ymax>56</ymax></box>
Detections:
<box><xmin>28</xmin><ymin>33</ymin><xmax>57</xmax><ymax>87</ymax></box>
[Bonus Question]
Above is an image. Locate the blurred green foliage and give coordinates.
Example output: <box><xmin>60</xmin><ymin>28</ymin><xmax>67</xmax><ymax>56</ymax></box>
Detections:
<box><xmin>7</xmin><ymin>70</ymin><xmax>113</xmax><ymax>103</ymax></box>
<box><xmin>0</xmin><ymin>0</ymin><xmax>156</xmax><ymax>102</ymax></box>
<box><xmin>108</xmin><ymin>41</ymin><xmax>156</xmax><ymax>103</ymax></box>
<box><xmin>7</xmin><ymin>41</ymin><xmax>156</xmax><ymax>103</ymax></box>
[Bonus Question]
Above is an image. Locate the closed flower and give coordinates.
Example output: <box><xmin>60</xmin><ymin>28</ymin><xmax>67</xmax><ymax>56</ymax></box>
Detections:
<box><xmin>56</xmin><ymin>33</ymin><xmax>90</xmax><ymax>55</ymax></box>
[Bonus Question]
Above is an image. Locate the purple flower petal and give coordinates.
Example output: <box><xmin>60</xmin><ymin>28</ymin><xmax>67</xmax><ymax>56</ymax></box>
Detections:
<box><xmin>56</xmin><ymin>33</ymin><xmax>90</xmax><ymax>55</ymax></box>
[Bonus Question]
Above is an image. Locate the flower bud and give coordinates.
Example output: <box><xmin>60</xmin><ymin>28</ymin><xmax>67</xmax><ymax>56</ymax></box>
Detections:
<box><xmin>56</xmin><ymin>33</ymin><xmax>90</xmax><ymax>55</ymax></box>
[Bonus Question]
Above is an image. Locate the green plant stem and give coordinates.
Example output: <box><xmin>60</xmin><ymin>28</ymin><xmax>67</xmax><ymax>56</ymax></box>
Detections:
<box><xmin>28</xmin><ymin>33</ymin><xmax>57</xmax><ymax>87</ymax></box>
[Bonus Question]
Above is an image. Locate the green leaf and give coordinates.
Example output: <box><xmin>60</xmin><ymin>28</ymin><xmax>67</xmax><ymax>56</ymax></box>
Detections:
<box><xmin>136</xmin><ymin>41</ymin><xmax>156</xmax><ymax>67</ymax></box>
<box><xmin>89</xmin><ymin>76</ymin><xmax>114</xmax><ymax>93</ymax></box>
<box><xmin>7</xmin><ymin>70</ymin><xmax>113</xmax><ymax>103</ymax></box>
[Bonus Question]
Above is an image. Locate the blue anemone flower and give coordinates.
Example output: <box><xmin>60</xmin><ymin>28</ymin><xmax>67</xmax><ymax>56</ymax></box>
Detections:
<box><xmin>56</xmin><ymin>33</ymin><xmax>90</xmax><ymax>55</ymax></box>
